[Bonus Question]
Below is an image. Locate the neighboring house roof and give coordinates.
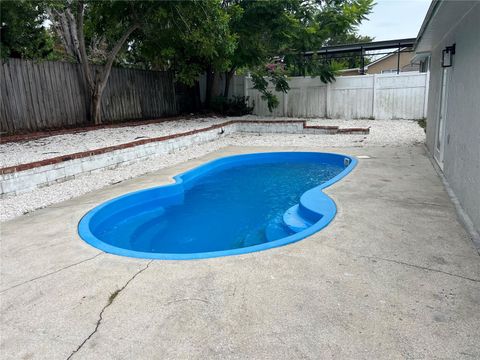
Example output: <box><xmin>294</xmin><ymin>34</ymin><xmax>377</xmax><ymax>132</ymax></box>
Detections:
<box><xmin>364</xmin><ymin>48</ymin><xmax>409</xmax><ymax>69</ymax></box>
<box><xmin>338</xmin><ymin>48</ymin><xmax>412</xmax><ymax>74</ymax></box>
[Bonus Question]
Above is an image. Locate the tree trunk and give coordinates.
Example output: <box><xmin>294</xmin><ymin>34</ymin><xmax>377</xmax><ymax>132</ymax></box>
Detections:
<box><xmin>193</xmin><ymin>80</ymin><xmax>201</xmax><ymax>111</ymax></box>
<box><xmin>224</xmin><ymin>67</ymin><xmax>236</xmax><ymax>98</ymax></box>
<box><xmin>91</xmin><ymin>88</ymin><xmax>103</xmax><ymax>125</ymax></box>
<box><xmin>51</xmin><ymin>1</ymin><xmax>139</xmax><ymax>126</ymax></box>
<box><xmin>205</xmin><ymin>65</ymin><xmax>215</xmax><ymax>108</ymax></box>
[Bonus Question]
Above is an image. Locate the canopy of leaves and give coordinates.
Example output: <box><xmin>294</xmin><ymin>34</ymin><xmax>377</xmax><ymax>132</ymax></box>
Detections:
<box><xmin>282</xmin><ymin>0</ymin><xmax>374</xmax><ymax>76</ymax></box>
<box><xmin>325</xmin><ymin>32</ymin><xmax>374</xmax><ymax>69</ymax></box>
<box><xmin>149</xmin><ymin>0</ymin><xmax>237</xmax><ymax>86</ymax></box>
<box><xmin>45</xmin><ymin>0</ymin><xmax>157</xmax><ymax>64</ymax></box>
<box><xmin>2</xmin><ymin>0</ymin><xmax>374</xmax><ymax>112</ymax></box>
<box><xmin>229</xmin><ymin>0</ymin><xmax>374</xmax><ymax>109</ymax></box>
<box><xmin>0</xmin><ymin>0</ymin><xmax>58</xmax><ymax>60</ymax></box>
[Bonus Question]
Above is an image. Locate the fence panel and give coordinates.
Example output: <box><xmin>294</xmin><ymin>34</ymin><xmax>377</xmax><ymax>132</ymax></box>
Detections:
<box><xmin>234</xmin><ymin>72</ymin><xmax>427</xmax><ymax>120</ymax></box>
<box><xmin>374</xmin><ymin>73</ymin><xmax>427</xmax><ymax>119</ymax></box>
<box><xmin>0</xmin><ymin>58</ymin><xmax>177</xmax><ymax>134</ymax></box>
<box><xmin>328</xmin><ymin>75</ymin><xmax>374</xmax><ymax>119</ymax></box>
<box><xmin>286</xmin><ymin>77</ymin><xmax>327</xmax><ymax>117</ymax></box>
<box><xmin>244</xmin><ymin>80</ymin><xmax>286</xmax><ymax>117</ymax></box>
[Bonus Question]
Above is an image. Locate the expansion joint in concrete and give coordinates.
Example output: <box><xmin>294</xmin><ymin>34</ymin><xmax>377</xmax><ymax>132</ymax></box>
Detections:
<box><xmin>326</xmin><ymin>245</ymin><xmax>480</xmax><ymax>283</ymax></box>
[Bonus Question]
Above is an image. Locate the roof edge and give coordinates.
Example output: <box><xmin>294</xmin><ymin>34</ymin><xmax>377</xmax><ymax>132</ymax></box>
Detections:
<box><xmin>414</xmin><ymin>0</ymin><xmax>441</xmax><ymax>50</ymax></box>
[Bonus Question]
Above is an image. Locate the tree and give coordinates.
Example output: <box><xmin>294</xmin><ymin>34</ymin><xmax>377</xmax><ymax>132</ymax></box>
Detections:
<box><xmin>222</xmin><ymin>0</ymin><xmax>374</xmax><ymax>110</ymax></box>
<box><xmin>0</xmin><ymin>0</ymin><xmax>57</xmax><ymax>60</ymax></box>
<box><xmin>46</xmin><ymin>0</ymin><xmax>153</xmax><ymax>124</ymax></box>
<box><xmin>164</xmin><ymin>0</ymin><xmax>237</xmax><ymax>107</ymax></box>
<box><xmin>325</xmin><ymin>33</ymin><xmax>374</xmax><ymax>70</ymax></box>
<box><xmin>3</xmin><ymin>0</ymin><xmax>374</xmax><ymax>119</ymax></box>
<box><xmin>133</xmin><ymin>0</ymin><xmax>237</xmax><ymax>107</ymax></box>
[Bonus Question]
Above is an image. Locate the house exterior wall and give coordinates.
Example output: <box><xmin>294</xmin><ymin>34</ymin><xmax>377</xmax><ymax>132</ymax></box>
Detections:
<box><xmin>338</xmin><ymin>50</ymin><xmax>419</xmax><ymax>76</ymax></box>
<box><xmin>367</xmin><ymin>51</ymin><xmax>417</xmax><ymax>74</ymax></box>
<box><xmin>425</xmin><ymin>4</ymin><xmax>480</xmax><ymax>233</ymax></box>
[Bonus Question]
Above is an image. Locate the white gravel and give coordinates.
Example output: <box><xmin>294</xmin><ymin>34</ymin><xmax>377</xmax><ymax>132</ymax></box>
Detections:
<box><xmin>0</xmin><ymin>117</ymin><xmax>424</xmax><ymax>168</ymax></box>
<box><xmin>0</xmin><ymin>117</ymin><xmax>425</xmax><ymax>222</ymax></box>
<box><xmin>0</xmin><ymin>118</ymin><xmax>226</xmax><ymax>168</ymax></box>
<box><xmin>306</xmin><ymin>119</ymin><xmax>425</xmax><ymax>146</ymax></box>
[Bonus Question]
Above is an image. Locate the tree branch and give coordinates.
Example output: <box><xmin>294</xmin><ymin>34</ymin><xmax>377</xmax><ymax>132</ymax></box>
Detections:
<box><xmin>76</xmin><ymin>0</ymin><xmax>94</xmax><ymax>92</ymax></box>
<box><xmin>97</xmin><ymin>23</ymin><xmax>140</xmax><ymax>93</ymax></box>
<box><xmin>47</xmin><ymin>7</ymin><xmax>78</xmax><ymax>61</ymax></box>
<box><xmin>65</xmin><ymin>6</ymin><xmax>81</xmax><ymax>62</ymax></box>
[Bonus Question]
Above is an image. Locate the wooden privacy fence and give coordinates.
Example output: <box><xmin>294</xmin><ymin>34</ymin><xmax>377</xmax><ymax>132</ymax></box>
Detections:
<box><xmin>226</xmin><ymin>72</ymin><xmax>429</xmax><ymax>120</ymax></box>
<box><xmin>0</xmin><ymin>58</ymin><xmax>178</xmax><ymax>134</ymax></box>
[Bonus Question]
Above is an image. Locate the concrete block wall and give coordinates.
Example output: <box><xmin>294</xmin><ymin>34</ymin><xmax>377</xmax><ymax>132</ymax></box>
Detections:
<box><xmin>0</xmin><ymin>120</ymin><xmax>369</xmax><ymax>196</ymax></box>
<box><xmin>0</xmin><ymin>125</ymin><xmax>236</xmax><ymax>196</ymax></box>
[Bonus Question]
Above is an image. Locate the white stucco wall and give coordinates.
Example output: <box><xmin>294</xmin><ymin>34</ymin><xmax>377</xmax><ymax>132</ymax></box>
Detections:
<box><xmin>425</xmin><ymin>4</ymin><xmax>480</xmax><ymax>233</ymax></box>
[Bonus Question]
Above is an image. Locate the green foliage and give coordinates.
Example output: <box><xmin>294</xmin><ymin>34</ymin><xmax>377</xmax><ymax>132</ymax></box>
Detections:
<box><xmin>326</xmin><ymin>33</ymin><xmax>374</xmax><ymax>69</ymax></box>
<box><xmin>134</xmin><ymin>0</ymin><xmax>237</xmax><ymax>86</ymax></box>
<box><xmin>210</xmin><ymin>95</ymin><xmax>254</xmax><ymax>116</ymax></box>
<box><xmin>0</xmin><ymin>0</ymin><xmax>57</xmax><ymax>60</ymax></box>
<box><xmin>284</xmin><ymin>53</ymin><xmax>335</xmax><ymax>81</ymax></box>
<box><xmin>134</xmin><ymin>0</ymin><xmax>373</xmax><ymax>109</ymax></box>
<box><xmin>228</xmin><ymin>0</ymin><xmax>374</xmax><ymax>111</ymax></box>
<box><xmin>1</xmin><ymin>0</ymin><xmax>375</xmax><ymax>115</ymax></box>
<box><xmin>81</xmin><ymin>0</ymin><xmax>159</xmax><ymax>64</ymax></box>
<box><xmin>251</xmin><ymin>68</ymin><xmax>290</xmax><ymax>112</ymax></box>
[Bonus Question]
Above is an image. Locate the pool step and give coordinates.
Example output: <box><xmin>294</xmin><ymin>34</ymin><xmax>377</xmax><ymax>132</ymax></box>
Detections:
<box><xmin>243</xmin><ymin>232</ymin><xmax>265</xmax><ymax>247</ymax></box>
<box><xmin>282</xmin><ymin>205</ymin><xmax>313</xmax><ymax>233</ymax></box>
<box><xmin>265</xmin><ymin>221</ymin><xmax>294</xmax><ymax>242</ymax></box>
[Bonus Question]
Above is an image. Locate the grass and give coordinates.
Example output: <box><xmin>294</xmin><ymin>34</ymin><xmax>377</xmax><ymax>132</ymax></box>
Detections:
<box><xmin>418</xmin><ymin>118</ymin><xmax>427</xmax><ymax>133</ymax></box>
<box><xmin>107</xmin><ymin>289</ymin><xmax>121</xmax><ymax>305</ymax></box>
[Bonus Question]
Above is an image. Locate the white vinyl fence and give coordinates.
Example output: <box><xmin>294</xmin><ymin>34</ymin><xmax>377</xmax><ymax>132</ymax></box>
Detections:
<box><xmin>229</xmin><ymin>72</ymin><xmax>428</xmax><ymax>120</ymax></box>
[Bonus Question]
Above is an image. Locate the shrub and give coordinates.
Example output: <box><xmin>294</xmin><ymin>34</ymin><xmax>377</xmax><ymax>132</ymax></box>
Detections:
<box><xmin>210</xmin><ymin>96</ymin><xmax>254</xmax><ymax>116</ymax></box>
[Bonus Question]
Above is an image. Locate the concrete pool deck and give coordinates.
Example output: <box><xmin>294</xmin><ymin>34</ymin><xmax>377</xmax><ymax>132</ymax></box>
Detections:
<box><xmin>1</xmin><ymin>144</ymin><xmax>479</xmax><ymax>359</ymax></box>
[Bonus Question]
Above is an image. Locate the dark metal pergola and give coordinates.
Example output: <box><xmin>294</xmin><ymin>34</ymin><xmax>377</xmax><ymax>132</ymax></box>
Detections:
<box><xmin>303</xmin><ymin>38</ymin><xmax>417</xmax><ymax>75</ymax></box>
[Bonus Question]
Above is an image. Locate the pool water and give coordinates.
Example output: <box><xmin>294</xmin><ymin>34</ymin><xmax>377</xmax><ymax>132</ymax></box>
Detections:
<box><xmin>79</xmin><ymin>152</ymin><xmax>357</xmax><ymax>259</ymax></box>
<box><xmin>97</xmin><ymin>162</ymin><xmax>343</xmax><ymax>254</ymax></box>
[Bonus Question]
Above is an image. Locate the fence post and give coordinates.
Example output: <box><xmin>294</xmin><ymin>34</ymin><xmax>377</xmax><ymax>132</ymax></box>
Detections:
<box><xmin>372</xmin><ymin>74</ymin><xmax>377</xmax><ymax>119</ymax></box>
<box><xmin>326</xmin><ymin>81</ymin><xmax>331</xmax><ymax>118</ymax></box>
<box><xmin>283</xmin><ymin>91</ymin><xmax>288</xmax><ymax>116</ymax></box>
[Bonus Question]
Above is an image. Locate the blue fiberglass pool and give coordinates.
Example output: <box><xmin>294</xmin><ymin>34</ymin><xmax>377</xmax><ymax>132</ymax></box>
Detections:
<box><xmin>78</xmin><ymin>152</ymin><xmax>356</xmax><ymax>260</ymax></box>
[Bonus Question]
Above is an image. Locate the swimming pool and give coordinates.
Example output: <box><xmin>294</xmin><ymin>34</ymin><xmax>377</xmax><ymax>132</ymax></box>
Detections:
<box><xmin>78</xmin><ymin>152</ymin><xmax>357</xmax><ymax>259</ymax></box>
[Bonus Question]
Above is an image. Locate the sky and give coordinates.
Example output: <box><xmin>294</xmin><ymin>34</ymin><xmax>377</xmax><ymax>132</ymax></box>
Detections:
<box><xmin>358</xmin><ymin>0</ymin><xmax>432</xmax><ymax>41</ymax></box>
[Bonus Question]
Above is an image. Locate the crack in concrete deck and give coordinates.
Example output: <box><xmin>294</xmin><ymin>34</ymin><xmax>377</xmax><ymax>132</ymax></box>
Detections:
<box><xmin>0</xmin><ymin>253</ymin><xmax>103</xmax><ymax>293</ymax></box>
<box><xmin>66</xmin><ymin>260</ymin><xmax>152</xmax><ymax>360</ymax></box>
